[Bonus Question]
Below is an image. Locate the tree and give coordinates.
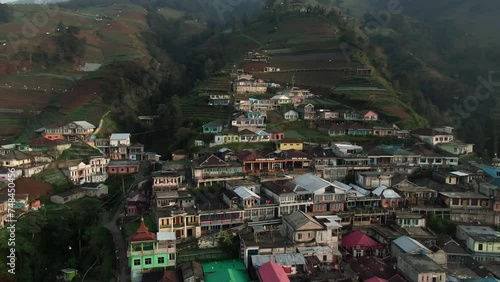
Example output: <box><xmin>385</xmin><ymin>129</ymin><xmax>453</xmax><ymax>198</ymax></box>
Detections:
<box><xmin>241</xmin><ymin>12</ymin><xmax>249</xmax><ymax>27</ymax></box>
<box><xmin>170</xmin><ymin>95</ymin><xmax>184</xmax><ymax>133</ymax></box>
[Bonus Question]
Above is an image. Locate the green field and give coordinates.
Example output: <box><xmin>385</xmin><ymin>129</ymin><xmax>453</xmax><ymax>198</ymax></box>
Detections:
<box><xmin>35</xmin><ymin>167</ymin><xmax>73</xmax><ymax>192</ymax></box>
<box><xmin>180</xmin><ymin>94</ymin><xmax>229</xmax><ymax>122</ymax></box>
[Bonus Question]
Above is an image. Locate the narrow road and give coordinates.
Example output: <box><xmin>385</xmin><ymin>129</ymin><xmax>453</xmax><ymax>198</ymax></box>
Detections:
<box><xmin>103</xmin><ymin>161</ymin><xmax>150</xmax><ymax>282</ymax></box>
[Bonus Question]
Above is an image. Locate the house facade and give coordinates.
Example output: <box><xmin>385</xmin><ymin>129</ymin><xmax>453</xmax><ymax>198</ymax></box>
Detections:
<box><xmin>108</xmin><ymin>160</ymin><xmax>140</xmax><ymax>174</ymax></box>
<box><xmin>43</xmin><ymin>121</ymin><xmax>95</xmax><ymax>142</ymax></box>
<box><xmin>191</xmin><ymin>154</ymin><xmax>244</xmax><ymax>187</ymax></box>
<box><xmin>284</xmin><ymin>110</ymin><xmax>299</xmax><ymax>121</ymax></box>
<box><xmin>297</xmin><ymin>104</ymin><xmax>315</xmax><ymax>120</ymax></box>
<box><xmin>64</xmin><ymin>157</ymin><xmax>109</xmax><ymax>184</ymax></box>
<box><xmin>455</xmin><ymin>225</ymin><xmax>500</xmax><ymax>262</ymax></box>
<box><xmin>397</xmin><ymin>254</ymin><xmax>446</xmax><ymax>282</ymax></box>
<box><xmin>277</xmin><ymin>138</ymin><xmax>304</xmax><ymax>151</ymax></box>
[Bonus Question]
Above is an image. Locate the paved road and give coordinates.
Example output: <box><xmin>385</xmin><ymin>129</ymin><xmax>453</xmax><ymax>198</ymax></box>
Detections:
<box><xmin>104</xmin><ymin>162</ymin><xmax>150</xmax><ymax>282</ymax></box>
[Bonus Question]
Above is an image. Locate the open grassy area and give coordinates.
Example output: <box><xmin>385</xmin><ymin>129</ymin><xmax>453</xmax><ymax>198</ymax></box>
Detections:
<box><xmin>35</xmin><ymin>167</ymin><xmax>73</xmax><ymax>192</ymax></box>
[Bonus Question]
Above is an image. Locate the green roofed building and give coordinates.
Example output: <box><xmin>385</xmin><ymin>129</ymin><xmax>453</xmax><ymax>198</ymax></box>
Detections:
<box><xmin>202</xmin><ymin>260</ymin><xmax>250</xmax><ymax>282</ymax></box>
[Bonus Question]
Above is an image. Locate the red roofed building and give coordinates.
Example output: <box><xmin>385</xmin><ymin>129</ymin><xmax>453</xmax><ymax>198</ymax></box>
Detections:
<box><xmin>341</xmin><ymin>230</ymin><xmax>385</xmax><ymax>257</ymax></box>
<box><xmin>365</xmin><ymin>276</ymin><xmax>389</xmax><ymax>282</ymax></box>
<box><xmin>131</xmin><ymin>217</ymin><xmax>156</xmax><ymax>242</ymax></box>
<box><xmin>127</xmin><ymin>218</ymin><xmax>177</xmax><ymax>275</ymax></box>
<box><xmin>258</xmin><ymin>261</ymin><xmax>290</xmax><ymax>282</ymax></box>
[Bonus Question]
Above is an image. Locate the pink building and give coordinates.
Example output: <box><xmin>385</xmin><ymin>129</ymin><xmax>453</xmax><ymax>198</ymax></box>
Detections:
<box><xmin>108</xmin><ymin>160</ymin><xmax>140</xmax><ymax>174</ymax></box>
<box><xmin>269</xmin><ymin>132</ymin><xmax>285</xmax><ymax>141</ymax></box>
<box><xmin>258</xmin><ymin>261</ymin><xmax>290</xmax><ymax>282</ymax></box>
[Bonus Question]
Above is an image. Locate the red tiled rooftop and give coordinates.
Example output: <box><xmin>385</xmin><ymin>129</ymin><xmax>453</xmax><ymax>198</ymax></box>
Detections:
<box><xmin>130</xmin><ymin>218</ymin><xmax>156</xmax><ymax>242</ymax></box>
<box><xmin>341</xmin><ymin>230</ymin><xmax>383</xmax><ymax>249</ymax></box>
<box><xmin>258</xmin><ymin>261</ymin><xmax>290</xmax><ymax>282</ymax></box>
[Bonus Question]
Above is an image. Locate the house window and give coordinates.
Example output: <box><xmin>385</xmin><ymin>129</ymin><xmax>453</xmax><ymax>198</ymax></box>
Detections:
<box><xmin>134</xmin><ymin>259</ymin><xmax>140</xmax><ymax>266</ymax></box>
<box><xmin>158</xmin><ymin>257</ymin><xmax>165</xmax><ymax>264</ymax></box>
<box><xmin>452</xmin><ymin>199</ymin><xmax>459</xmax><ymax>205</ymax></box>
<box><xmin>471</xmin><ymin>199</ymin><xmax>478</xmax><ymax>206</ymax></box>
<box><xmin>298</xmin><ymin>233</ymin><xmax>303</xmax><ymax>240</ymax></box>
<box><xmin>478</xmin><ymin>244</ymin><xmax>483</xmax><ymax>251</ymax></box>
<box><xmin>145</xmin><ymin>258</ymin><xmax>152</xmax><ymax>265</ymax></box>
<box><xmin>323</xmin><ymin>255</ymin><xmax>327</xmax><ymax>261</ymax></box>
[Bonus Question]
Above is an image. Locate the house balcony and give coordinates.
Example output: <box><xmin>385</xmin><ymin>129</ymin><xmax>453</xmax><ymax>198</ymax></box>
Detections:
<box><xmin>127</xmin><ymin>247</ymin><xmax>176</xmax><ymax>257</ymax></box>
<box><xmin>199</xmin><ymin>218</ymin><xmax>244</xmax><ymax>226</ymax></box>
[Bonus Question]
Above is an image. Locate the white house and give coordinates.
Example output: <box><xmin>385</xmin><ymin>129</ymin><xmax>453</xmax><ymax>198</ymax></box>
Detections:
<box><xmin>270</xmin><ymin>94</ymin><xmax>291</xmax><ymax>106</ymax></box>
<box><xmin>284</xmin><ymin>110</ymin><xmax>299</xmax><ymax>121</ymax></box>
<box><xmin>110</xmin><ymin>133</ymin><xmax>131</xmax><ymax>147</ymax></box>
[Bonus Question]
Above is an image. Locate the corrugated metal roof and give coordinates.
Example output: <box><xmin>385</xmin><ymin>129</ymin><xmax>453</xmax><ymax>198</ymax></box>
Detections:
<box><xmin>234</xmin><ymin>186</ymin><xmax>260</xmax><ymax>199</ymax></box>
<box><xmin>450</xmin><ymin>171</ymin><xmax>469</xmax><ymax>177</ymax></box>
<box><xmin>73</xmin><ymin>121</ymin><xmax>95</xmax><ymax>129</ymax></box>
<box><xmin>110</xmin><ymin>133</ymin><xmax>130</xmax><ymax>140</ymax></box>
<box><xmin>157</xmin><ymin>232</ymin><xmax>176</xmax><ymax>241</ymax></box>
<box><xmin>393</xmin><ymin>235</ymin><xmax>430</xmax><ymax>254</ymax></box>
<box><xmin>252</xmin><ymin>253</ymin><xmax>307</xmax><ymax>267</ymax></box>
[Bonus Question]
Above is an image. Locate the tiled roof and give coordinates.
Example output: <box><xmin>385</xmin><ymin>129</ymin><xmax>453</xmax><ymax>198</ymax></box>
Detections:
<box><xmin>341</xmin><ymin>230</ymin><xmax>383</xmax><ymax>249</ymax></box>
<box><xmin>197</xmin><ymin>154</ymin><xmax>229</xmax><ymax>167</ymax></box>
<box><xmin>261</xmin><ymin>181</ymin><xmax>295</xmax><ymax>195</ymax></box>
<box><xmin>130</xmin><ymin>218</ymin><xmax>156</xmax><ymax>242</ymax></box>
<box><xmin>258</xmin><ymin>261</ymin><xmax>290</xmax><ymax>282</ymax></box>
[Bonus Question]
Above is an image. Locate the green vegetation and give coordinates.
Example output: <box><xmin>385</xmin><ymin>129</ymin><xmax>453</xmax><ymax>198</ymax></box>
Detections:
<box><xmin>34</xmin><ymin>167</ymin><xmax>73</xmax><ymax>192</ymax></box>
<box><xmin>0</xmin><ymin>198</ymin><xmax>112</xmax><ymax>282</ymax></box>
<box><xmin>428</xmin><ymin>215</ymin><xmax>456</xmax><ymax>235</ymax></box>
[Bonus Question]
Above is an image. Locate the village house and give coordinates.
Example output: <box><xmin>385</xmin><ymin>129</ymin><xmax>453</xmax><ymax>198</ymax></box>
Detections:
<box><xmin>341</xmin><ymin>230</ymin><xmax>385</xmax><ymax>257</ymax></box>
<box><xmin>397</xmin><ymin>254</ymin><xmax>446</xmax><ymax>282</ymax></box>
<box><xmin>154</xmin><ymin>190</ymin><xmax>195</xmax><ymax>210</ymax></box>
<box><xmin>341</xmin><ymin>111</ymin><xmax>361</xmax><ymax>121</ymax></box>
<box><xmin>257</xmin><ymin>261</ymin><xmax>290</xmax><ymax>282</ymax></box>
<box><xmin>191</xmin><ymin>154</ymin><xmax>244</xmax><ymax>187</ymax></box>
<box><xmin>0</xmin><ymin>150</ymin><xmax>32</xmax><ymax>167</ymax></box>
<box><xmin>367</xmin><ymin>145</ymin><xmax>420</xmax><ymax>167</ymax></box>
<box><xmin>213</xmin><ymin>128</ymin><xmax>240</xmax><ymax>146</ymax></box>
<box><xmin>456</xmin><ymin>225</ymin><xmax>500</xmax><ymax>262</ymax></box>
<box><xmin>332</xmin><ymin>181</ymin><xmax>380</xmax><ymax>209</ymax></box>
<box><xmin>284</xmin><ymin>110</ymin><xmax>299</xmax><ymax>121</ymax></box>
<box><xmin>260</xmin><ymin>180</ymin><xmax>313</xmax><ymax>216</ymax></box>
<box><xmin>208</xmin><ymin>94</ymin><xmax>230</xmax><ymax>106</ymax></box>
<box><xmin>437</xmin><ymin>141</ymin><xmax>474</xmax><ymax>155</ymax></box>
<box><xmin>251</xmin><ymin>253</ymin><xmax>307</xmax><ymax>276</ymax></box>
<box><xmin>233</xmin><ymin>78</ymin><xmax>268</xmax><ymax>94</ymax></box>
<box><xmin>407</xmin><ymin>144</ymin><xmax>459</xmax><ymax>167</ymax></box>
<box><xmin>292</xmin><ymin>173</ymin><xmax>346</xmax><ymax>213</ymax></box>
<box><xmin>270</xmin><ymin>94</ymin><xmax>291</xmax><ymax>107</ymax></box>
<box><xmin>238</xmin><ymin>129</ymin><xmax>270</xmax><ymax>143</ymax></box>
<box><xmin>371</xmin><ymin>185</ymin><xmax>403</xmax><ymax>208</ymax></box>
<box><xmin>269</xmin><ymin>132</ymin><xmax>285</xmax><ymax>141</ymax></box>
<box><xmin>356</xmin><ymin>171</ymin><xmax>393</xmax><ymax>189</ymax></box>
<box><xmin>152</xmin><ymin>170</ymin><xmax>186</xmax><ymax>192</ymax></box>
<box><xmin>317</xmin><ymin>122</ymin><xmax>348</xmax><ymax>136</ymax></box>
<box><xmin>282</xmin><ymin>210</ymin><xmax>341</xmax><ymax>251</ymax></box>
<box><xmin>50</xmin><ymin>188</ymin><xmax>87</xmax><ymax>204</ymax></box>
<box><xmin>41</xmin><ymin>121</ymin><xmax>95</xmax><ymax>142</ymax></box>
<box><xmin>359</xmin><ymin>110</ymin><xmax>378</xmax><ymax>121</ymax></box>
<box><xmin>107</xmin><ymin>160</ymin><xmax>140</xmax><ymax>174</ymax></box>
<box><xmin>276</xmin><ymin>138</ymin><xmax>304</xmax><ymax>151</ymax></box>
<box><xmin>317</xmin><ymin>109</ymin><xmax>340</xmax><ymax>120</ymax></box>
<box><xmin>412</xmin><ymin>129</ymin><xmax>454</xmax><ymax>146</ymax></box>
<box><xmin>63</xmin><ymin>156</ymin><xmax>109</xmax><ymax>184</ymax></box>
<box><xmin>394</xmin><ymin>212</ymin><xmax>426</xmax><ymax>228</ymax></box>
<box><xmin>126</xmin><ymin>193</ymin><xmax>149</xmax><ymax>216</ymax></box>
<box><xmin>156</xmin><ymin>208</ymin><xmax>202</xmax><ymax>239</ymax></box>
<box><xmin>391</xmin><ymin>236</ymin><xmax>447</xmax><ymax>266</ymax></box>
<box><xmin>231</xmin><ymin>112</ymin><xmax>266</xmax><ymax>129</ymax></box>
<box><xmin>439</xmin><ymin>192</ymin><xmax>491</xmax><ymax>209</ymax></box>
<box><xmin>372</xmin><ymin>126</ymin><xmax>396</xmax><ymax>137</ymax></box>
<box><xmin>80</xmin><ymin>183</ymin><xmax>109</xmax><ymax>197</ymax></box>
<box><xmin>171</xmin><ymin>150</ymin><xmax>187</xmax><ymax>161</ymax></box>
<box><xmin>392</xmin><ymin>180</ymin><xmax>438</xmax><ymax>207</ymax></box>
<box><xmin>238</xmin><ymin>150</ymin><xmax>312</xmax><ymax>175</ymax></box>
<box><xmin>296</xmin><ymin>103</ymin><xmax>315</xmax><ymax>120</ymax></box>
<box><xmin>347</xmin><ymin>123</ymin><xmax>373</xmax><ymax>136</ymax></box>
<box><xmin>202</xmin><ymin>121</ymin><xmax>224</xmax><ymax>134</ymax></box>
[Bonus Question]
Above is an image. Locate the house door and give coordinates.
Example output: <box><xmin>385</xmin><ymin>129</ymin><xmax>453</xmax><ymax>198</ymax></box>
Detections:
<box><xmin>187</xmin><ymin>229</ymin><xmax>193</xmax><ymax>237</ymax></box>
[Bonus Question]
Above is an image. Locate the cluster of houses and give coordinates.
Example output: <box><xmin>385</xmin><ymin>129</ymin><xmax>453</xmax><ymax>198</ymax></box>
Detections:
<box><xmin>0</xmin><ymin>120</ymin><xmax>162</xmax><ymax>213</ymax></box>
<box><xmin>126</xmin><ymin>145</ymin><xmax>500</xmax><ymax>281</ymax></box>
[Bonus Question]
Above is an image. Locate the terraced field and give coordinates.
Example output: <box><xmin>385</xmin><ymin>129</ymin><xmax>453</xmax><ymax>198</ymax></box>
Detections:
<box><xmin>180</xmin><ymin>94</ymin><xmax>229</xmax><ymax>121</ymax></box>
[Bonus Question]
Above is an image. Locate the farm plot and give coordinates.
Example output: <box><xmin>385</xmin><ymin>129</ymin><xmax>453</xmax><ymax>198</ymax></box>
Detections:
<box><xmin>180</xmin><ymin>94</ymin><xmax>229</xmax><ymax>121</ymax></box>
<box><xmin>254</xmin><ymin>70</ymin><xmax>345</xmax><ymax>88</ymax></box>
<box><xmin>196</xmin><ymin>76</ymin><xmax>230</xmax><ymax>95</ymax></box>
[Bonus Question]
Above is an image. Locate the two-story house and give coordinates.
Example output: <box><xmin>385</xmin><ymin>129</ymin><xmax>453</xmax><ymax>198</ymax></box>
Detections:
<box><xmin>260</xmin><ymin>181</ymin><xmax>313</xmax><ymax>216</ymax></box>
<box><xmin>282</xmin><ymin>210</ymin><xmax>340</xmax><ymax>251</ymax></box>
<box><xmin>456</xmin><ymin>225</ymin><xmax>500</xmax><ymax>262</ymax></box>
<box><xmin>42</xmin><ymin>121</ymin><xmax>95</xmax><ymax>142</ymax></box>
<box><xmin>63</xmin><ymin>156</ymin><xmax>109</xmax><ymax>184</ymax></box>
<box><xmin>412</xmin><ymin>129</ymin><xmax>454</xmax><ymax>146</ymax></box>
<box><xmin>152</xmin><ymin>170</ymin><xmax>186</xmax><ymax>192</ymax></box>
<box><xmin>270</xmin><ymin>94</ymin><xmax>291</xmax><ymax>106</ymax></box>
<box><xmin>439</xmin><ymin>192</ymin><xmax>491</xmax><ymax>210</ymax></box>
<box><xmin>127</xmin><ymin>219</ymin><xmax>176</xmax><ymax>277</ymax></box>
<box><xmin>292</xmin><ymin>173</ymin><xmax>346</xmax><ymax>213</ymax></box>
<box><xmin>317</xmin><ymin>109</ymin><xmax>339</xmax><ymax>120</ymax></box>
<box><xmin>232</xmin><ymin>112</ymin><xmax>266</xmax><ymax>129</ymax></box>
<box><xmin>296</xmin><ymin>103</ymin><xmax>315</xmax><ymax>120</ymax></box>
<box><xmin>191</xmin><ymin>154</ymin><xmax>244</xmax><ymax>187</ymax></box>
<box><xmin>238</xmin><ymin>150</ymin><xmax>312</xmax><ymax>175</ymax></box>
<box><xmin>208</xmin><ymin>94</ymin><xmax>230</xmax><ymax>106</ymax></box>
<box><xmin>356</xmin><ymin>171</ymin><xmax>392</xmax><ymax>189</ymax></box>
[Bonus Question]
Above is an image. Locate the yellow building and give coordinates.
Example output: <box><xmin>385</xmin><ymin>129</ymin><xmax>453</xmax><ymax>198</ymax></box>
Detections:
<box><xmin>277</xmin><ymin>138</ymin><xmax>304</xmax><ymax>151</ymax></box>
<box><xmin>456</xmin><ymin>225</ymin><xmax>500</xmax><ymax>262</ymax></box>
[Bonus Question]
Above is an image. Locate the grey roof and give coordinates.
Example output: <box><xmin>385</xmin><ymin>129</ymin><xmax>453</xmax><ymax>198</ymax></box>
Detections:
<box><xmin>393</xmin><ymin>236</ymin><xmax>430</xmax><ymax>254</ymax></box>
<box><xmin>398</xmin><ymin>254</ymin><xmax>445</xmax><ymax>273</ymax></box>
<box><xmin>78</xmin><ymin>63</ymin><xmax>101</xmax><ymax>72</ymax></box>
<box><xmin>284</xmin><ymin>210</ymin><xmax>322</xmax><ymax>230</ymax></box>
<box><xmin>72</xmin><ymin>121</ymin><xmax>95</xmax><ymax>129</ymax></box>
<box><xmin>110</xmin><ymin>133</ymin><xmax>130</xmax><ymax>140</ymax></box>
<box><xmin>251</xmin><ymin>253</ymin><xmax>307</xmax><ymax>267</ymax></box>
<box><xmin>372</xmin><ymin>185</ymin><xmax>401</xmax><ymax>199</ymax></box>
<box><xmin>457</xmin><ymin>225</ymin><xmax>500</xmax><ymax>242</ymax></box>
